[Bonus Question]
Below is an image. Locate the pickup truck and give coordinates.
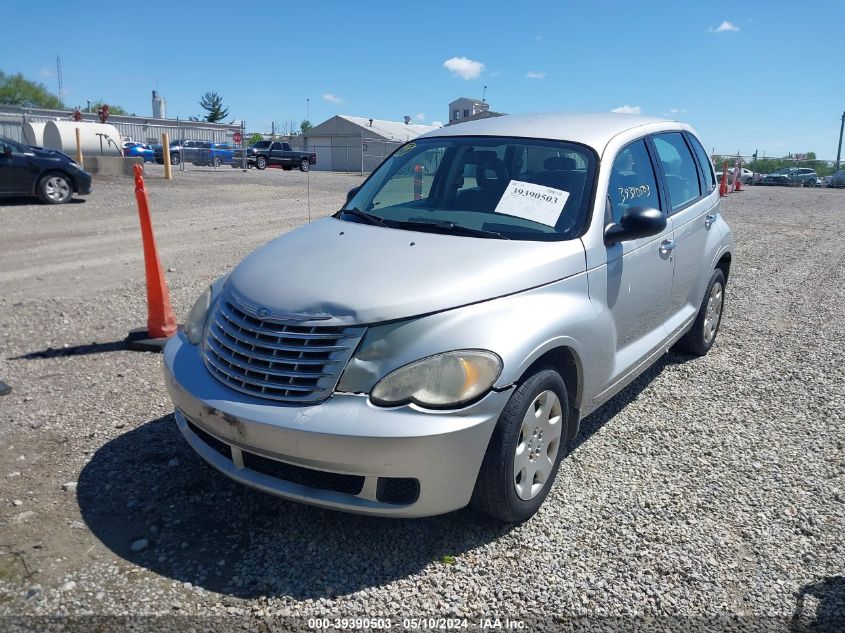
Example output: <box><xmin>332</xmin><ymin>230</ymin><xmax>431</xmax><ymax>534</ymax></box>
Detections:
<box><xmin>233</xmin><ymin>140</ymin><xmax>317</xmax><ymax>171</ymax></box>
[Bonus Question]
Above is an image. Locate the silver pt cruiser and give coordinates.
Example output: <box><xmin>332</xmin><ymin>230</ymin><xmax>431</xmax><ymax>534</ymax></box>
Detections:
<box><xmin>164</xmin><ymin>113</ymin><xmax>734</xmax><ymax>522</ymax></box>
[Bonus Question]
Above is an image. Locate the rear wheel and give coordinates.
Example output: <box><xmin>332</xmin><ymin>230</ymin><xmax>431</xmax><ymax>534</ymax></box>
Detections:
<box><xmin>673</xmin><ymin>268</ymin><xmax>726</xmax><ymax>356</ymax></box>
<box><xmin>255</xmin><ymin>156</ymin><xmax>267</xmax><ymax>170</ymax></box>
<box><xmin>470</xmin><ymin>368</ymin><xmax>569</xmax><ymax>523</ymax></box>
<box><xmin>37</xmin><ymin>173</ymin><xmax>73</xmax><ymax>204</ymax></box>
<box><xmin>299</xmin><ymin>159</ymin><xmax>310</xmax><ymax>172</ymax></box>
<box><xmin>213</xmin><ymin>156</ymin><xmax>221</xmax><ymax>167</ymax></box>
<box><xmin>170</xmin><ymin>152</ymin><xmax>181</xmax><ymax>166</ymax></box>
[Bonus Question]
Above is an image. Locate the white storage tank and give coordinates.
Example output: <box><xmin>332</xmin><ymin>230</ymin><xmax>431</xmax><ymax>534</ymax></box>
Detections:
<box><xmin>23</xmin><ymin>121</ymin><xmax>47</xmax><ymax>147</ymax></box>
<box><xmin>42</xmin><ymin>120</ymin><xmax>123</xmax><ymax>157</ymax></box>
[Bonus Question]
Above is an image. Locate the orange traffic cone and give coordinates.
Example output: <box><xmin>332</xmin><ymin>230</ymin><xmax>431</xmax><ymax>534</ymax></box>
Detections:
<box><xmin>126</xmin><ymin>164</ymin><xmax>178</xmax><ymax>352</ymax></box>
<box><xmin>720</xmin><ymin>161</ymin><xmax>729</xmax><ymax>197</ymax></box>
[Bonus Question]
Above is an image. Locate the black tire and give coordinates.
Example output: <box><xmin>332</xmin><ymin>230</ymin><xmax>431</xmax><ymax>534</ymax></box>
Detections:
<box><xmin>36</xmin><ymin>172</ymin><xmax>73</xmax><ymax>204</ymax></box>
<box><xmin>255</xmin><ymin>156</ymin><xmax>267</xmax><ymax>170</ymax></box>
<box><xmin>170</xmin><ymin>152</ymin><xmax>181</xmax><ymax>166</ymax></box>
<box><xmin>470</xmin><ymin>368</ymin><xmax>570</xmax><ymax>523</ymax></box>
<box><xmin>213</xmin><ymin>157</ymin><xmax>221</xmax><ymax>167</ymax></box>
<box><xmin>673</xmin><ymin>268</ymin><xmax>726</xmax><ymax>356</ymax></box>
<box><xmin>299</xmin><ymin>159</ymin><xmax>310</xmax><ymax>172</ymax></box>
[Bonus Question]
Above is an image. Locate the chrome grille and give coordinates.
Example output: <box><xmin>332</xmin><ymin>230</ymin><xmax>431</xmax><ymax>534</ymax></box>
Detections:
<box><xmin>202</xmin><ymin>293</ymin><xmax>364</xmax><ymax>403</ymax></box>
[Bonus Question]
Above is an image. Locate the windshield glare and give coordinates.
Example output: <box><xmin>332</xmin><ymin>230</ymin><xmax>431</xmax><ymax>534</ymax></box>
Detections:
<box><xmin>345</xmin><ymin>136</ymin><xmax>596</xmax><ymax>240</ymax></box>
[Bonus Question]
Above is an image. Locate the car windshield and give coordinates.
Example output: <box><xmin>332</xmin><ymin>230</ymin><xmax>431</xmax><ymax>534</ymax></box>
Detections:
<box><xmin>343</xmin><ymin>136</ymin><xmax>597</xmax><ymax>241</ymax></box>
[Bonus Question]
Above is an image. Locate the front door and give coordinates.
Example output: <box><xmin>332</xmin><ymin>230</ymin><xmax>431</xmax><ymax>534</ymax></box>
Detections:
<box><xmin>603</xmin><ymin>138</ymin><xmax>675</xmax><ymax>385</ymax></box>
<box><xmin>0</xmin><ymin>138</ymin><xmax>33</xmax><ymax>195</ymax></box>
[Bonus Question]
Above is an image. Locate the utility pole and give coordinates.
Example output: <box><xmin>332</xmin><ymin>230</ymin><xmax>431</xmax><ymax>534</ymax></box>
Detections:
<box><xmin>56</xmin><ymin>55</ymin><xmax>64</xmax><ymax>106</ymax></box>
<box><xmin>836</xmin><ymin>111</ymin><xmax>844</xmax><ymax>170</ymax></box>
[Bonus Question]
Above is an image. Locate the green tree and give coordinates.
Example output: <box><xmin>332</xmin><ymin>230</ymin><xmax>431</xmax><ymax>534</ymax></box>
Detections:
<box><xmin>300</xmin><ymin>119</ymin><xmax>313</xmax><ymax>134</ymax></box>
<box><xmin>89</xmin><ymin>101</ymin><xmax>128</xmax><ymax>115</ymax></box>
<box><xmin>199</xmin><ymin>91</ymin><xmax>229</xmax><ymax>123</ymax></box>
<box><xmin>0</xmin><ymin>71</ymin><xmax>63</xmax><ymax>108</ymax></box>
<box><xmin>248</xmin><ymin>133</ymin><xmax>264</xmax><ymax>145</ymax></box>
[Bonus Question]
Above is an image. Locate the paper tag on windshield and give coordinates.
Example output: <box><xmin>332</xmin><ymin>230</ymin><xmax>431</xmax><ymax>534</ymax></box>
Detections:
<box><xmin>494</xmin><ymin>180</ymin><xmax>569</xmax><ymax>227</ymax></box>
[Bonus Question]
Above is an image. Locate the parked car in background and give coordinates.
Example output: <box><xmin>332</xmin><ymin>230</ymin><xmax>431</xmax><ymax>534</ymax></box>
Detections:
<box><xmin>761</xmin><ymin>167</ymin><xmax>818</xmax><ymax>186</ymax></box>
<box><xmin>123</xmin><ymin>142</ymin><xmax>154</xmax><ymax>163</ymax></box>
<box><xmin>715</xmin><ymin>167</ymin><xmax>753</xmax><ymax>185</ymax></box>
<box><xmin>233</xmin><ymin>140</ymin><xmax>317</xmax><ymax>171</ymax></box>
<box><xmin>154</xmin><ymin>139</ymin><xmax>212</xmax><ymax>166</ymax></box>
<box><xmin>826</xmin><ymin>170</ymin><xmax>845</xmax><ymax>188</ymax></box>
<box><xmin>193</xmin><ymin>142</ymin><xmax>235</xmax><ymax>167</ymax></box>
<box><xmin>0</xmin><ymin>135</ymin><xmax>92</xmax><ymax>204</ymax></box>
<box><xmin>164</xmin><ymin>113</ymin><xmax>734</xmax><ymax>522</ymax></box>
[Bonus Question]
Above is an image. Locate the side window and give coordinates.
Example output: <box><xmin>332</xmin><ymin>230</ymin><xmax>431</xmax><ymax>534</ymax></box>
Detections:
<box><xmin>686</xmin><ymin>133</ymin><xmax>715</xmax><ymax>192</ymax></box>
<box><xmin>608</xmin><ymin>140</ymin><xmax>661</xmax><ymax>224</ymax></box>
<box><xmin>282</xmin><ymin>143</ymin><xmax>291</xmax><ymax>151</ymax></box>
<box><xmin>270</xmin><ymin>142</ymin><xmax>282</xmax><ymax>151</ymax></box>
<box><xmin>652</xmin><ymin>133</ymin><xmax>702</xmax><ymax>213</ymax></box>
<box><xmin>1</xmin><ymin>139</ymin><xmax>24</xmax><ymax>154</ymax></box>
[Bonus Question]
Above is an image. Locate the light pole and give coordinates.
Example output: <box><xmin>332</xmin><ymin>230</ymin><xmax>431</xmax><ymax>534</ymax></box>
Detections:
<box><xmin>836</xmin><ymin>111</ymin><xmax>844</xmax><ymax>171</ymax></box>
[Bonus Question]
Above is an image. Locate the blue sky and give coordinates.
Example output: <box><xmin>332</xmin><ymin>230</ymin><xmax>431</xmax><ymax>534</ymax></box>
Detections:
<box><xmin>2</xmin><ymin>1</ymin><xmax>843</xmax><ymax>158</ymax></box>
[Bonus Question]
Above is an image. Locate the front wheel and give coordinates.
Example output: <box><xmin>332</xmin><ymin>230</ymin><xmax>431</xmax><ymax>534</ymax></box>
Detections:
<box><xmin>255</xmin><ymin>156</ymin><xmax>267</xmax><ymax>170</ymax></box>
<box><xmin>37</xmin><ymin>173</ymin><xmax>73</xmax><ymax>204</ymax></box>
<box><xmin>299</xmin><ymin>159</ymin><xmax>310</xmax><ymax>172</ymax></box>
<box><xmin>673</xmin><ymin>268</ymin><xmax>726</xmax><ymax>356</ymax></box>
<box><xmin>470</xmin><ymin>368</ymin><xmax>569</xmax><ymax>523</ymax></box>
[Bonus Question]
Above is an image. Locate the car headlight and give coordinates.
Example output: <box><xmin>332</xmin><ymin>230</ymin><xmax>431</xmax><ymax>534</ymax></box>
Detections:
<box><xmin>184</xmin><ymin>286</ymin><xmax>211</xmax><ymax>345</ymax></box>
<box><xmin>370</xmin><ymin>350</ymin><xmax>502</xmax><ymax>408</ymax></box>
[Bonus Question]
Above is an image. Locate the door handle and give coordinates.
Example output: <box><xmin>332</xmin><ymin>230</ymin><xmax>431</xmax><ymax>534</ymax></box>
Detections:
<box><xmin>659</xmin><ymin>239</ymin><xmax>677</xmax><ymax>254</ymax></box>
<box><xmin>705</xmin><ymin>213</ymin><xmax>717</xmax><ymax>228</ymax></box>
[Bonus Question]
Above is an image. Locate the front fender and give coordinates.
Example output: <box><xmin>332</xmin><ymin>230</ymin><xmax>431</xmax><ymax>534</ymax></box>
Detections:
<box><xmin>336</xmin><ymin>273</ymin><xmax>601</xmax><ymax>410</ymax></box>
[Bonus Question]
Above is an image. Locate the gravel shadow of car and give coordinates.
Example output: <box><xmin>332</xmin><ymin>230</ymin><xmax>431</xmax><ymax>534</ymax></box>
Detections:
<box><xmin>77</xmin><ymin>354</ymin><xmax>680</xmax><ymax>599</ymax></box>
<box><xmin>0</xmin><ymin>196</ymin><xmax>86</xmax><ymax>206</ymax></box>
<box><xmin>791</xmin><ymin>576</ymin><xmax>845</xmax><ymax>632</ymax></box>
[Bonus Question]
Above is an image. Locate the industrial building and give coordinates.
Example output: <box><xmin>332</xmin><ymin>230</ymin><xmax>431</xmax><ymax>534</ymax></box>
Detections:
<box><xmin>297</xmin><ymin>115</ymin><xmax>440</xmax><ymax>172</ymax></box>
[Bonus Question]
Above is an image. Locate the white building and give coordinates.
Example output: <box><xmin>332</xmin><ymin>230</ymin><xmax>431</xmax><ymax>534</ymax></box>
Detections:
<box><xmin>298</xmin><ymin>115</ymin><xmax>440</xmax><ymax>172</ymax></box>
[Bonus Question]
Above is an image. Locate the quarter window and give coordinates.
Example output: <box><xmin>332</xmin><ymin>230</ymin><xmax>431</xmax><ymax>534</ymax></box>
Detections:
<box><xmin>652</xmin><ymin>133</ymin><xmax>702</xmax><ymax>213</ymax></box>
<box><xmin>608</xmin><ymin>140</ymin><xmax>661</xmax><ymax>224</ymax></box>
<box><xmin>686</xmin><ymin>133</ymin><xmax>716</xmax><ymax>192</ymax></box>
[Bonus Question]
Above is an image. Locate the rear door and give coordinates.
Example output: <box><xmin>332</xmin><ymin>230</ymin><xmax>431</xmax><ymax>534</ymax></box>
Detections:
<box><xmin>269</xmin><ymin>142</ymin><xmax>283</xmax><ymax>166</ymax></box>
<box><xmin>650</xmin><ymin>131</ymin><xmax>713</xmax><ymax>338</ymax></box>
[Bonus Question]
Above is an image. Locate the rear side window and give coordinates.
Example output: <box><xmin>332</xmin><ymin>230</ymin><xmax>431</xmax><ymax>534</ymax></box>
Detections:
<box><xmin>652</xmin><ymin>133</ymin><xmax>702</xmax><ymax>213</ymax></box>
<box><xmin>608</xmin><ymin>139</ymin><xmax>661</xmax><ymax>224</ymax></box>
<box><xmin>686</xmin><ymin>133</ymin><xmax>716</xmax><ymax>192</ymax></box>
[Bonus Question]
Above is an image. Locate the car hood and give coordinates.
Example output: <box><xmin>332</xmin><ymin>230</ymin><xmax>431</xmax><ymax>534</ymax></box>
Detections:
<box><xmin>225</xmin><ymin>217</ymin><xmax>587</xmax><ymax>326</ymax></box>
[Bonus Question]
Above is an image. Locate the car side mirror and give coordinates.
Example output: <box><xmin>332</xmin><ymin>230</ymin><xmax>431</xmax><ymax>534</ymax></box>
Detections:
<box><xmin>345</xmin><ymin>186</ymin><xmax>361</xmax><ymax>204</ymax></box>
<box><xmin>604</xmin><ymin>206</ymin><xmax>666</xmax><ymax>244</ymax></box>
<box><xmin>2</xmin><ymin>146</ymin><xmax>11</xmax><ymax>158</ymax></box>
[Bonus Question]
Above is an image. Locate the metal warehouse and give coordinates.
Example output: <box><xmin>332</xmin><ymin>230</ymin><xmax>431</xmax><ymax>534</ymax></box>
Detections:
<box><xmin>297</xmin><ymin>115</ymin><xmax>440</xmax><ymax>172</ymax></box>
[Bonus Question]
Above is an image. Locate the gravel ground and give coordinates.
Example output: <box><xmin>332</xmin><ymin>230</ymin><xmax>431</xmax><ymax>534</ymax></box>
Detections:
<box><xmin>0</xmin><ymin>172</ymin><xmax>843</xmax><ymax>632</ymax></box>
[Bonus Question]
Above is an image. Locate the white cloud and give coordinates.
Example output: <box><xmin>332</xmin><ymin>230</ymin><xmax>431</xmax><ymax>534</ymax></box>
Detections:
<box><xmin>525</xmin><ymin>71</ymin><xmax>547</xmax><ymax>80</ymax></box>
<box><xmin>489</xmin><ymin>70</ymin><xmax>501</xmax><ymax>78</ymax></box>
<box><xmin>709</xmin><ymin>20</ymin><xmax>739</xmax><ymax>33</ymax></box>
<box><xmin>40</xmin><ymin>68</ymin><xmax>53</xmax><ymax>78</ymax></box>
<box><xmin>443</xmin><ymin>56</ymin><xmax>485</xmax><ymax>80</ymax></box>
<box><xmin>415</xmin><ymin>112</ymin><xmax>425</xmax><ymax>121</ymax></box>
<box><xmin>430</xmin><ymin>121</ymin><xmax>444</xmax><ymax>128</ymax></box>
<box><xmin>611</xmin><ymin>105</ymin><xmax>642</xmax><ymax>115</ymax></box>
<box><xmin>322</xmin><ymin>93</ymin><xmax>343</xmax><ymax>104</ymax></box>
<box><xmin>535</xmin><ymin>35</ymin><xmax>543</xmax><ymax>40</ymax></box>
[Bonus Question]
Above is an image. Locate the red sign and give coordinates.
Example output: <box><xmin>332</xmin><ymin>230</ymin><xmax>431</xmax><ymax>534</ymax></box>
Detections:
<box><xmin>233</xmin><ymin>132</ymin><xmax>242</xmax><ymax>144</ymax></box>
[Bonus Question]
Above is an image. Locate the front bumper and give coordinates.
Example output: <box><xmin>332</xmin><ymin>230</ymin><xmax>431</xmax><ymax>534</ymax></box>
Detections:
<box><xmin>163</xmin><ymin>333</ymin><xmax>512</xmax><ymax>517</ymax></box>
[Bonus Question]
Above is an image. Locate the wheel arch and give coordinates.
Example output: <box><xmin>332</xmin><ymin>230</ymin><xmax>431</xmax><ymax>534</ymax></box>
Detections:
<box><xmin>716</xmin><ymin>251</ymin><xmax>732</xmax><ymax>283</ymax></box>
<box><xmin>511</xmin><ymin>343</ymin><xmax>583</xmax><ymax>442</ymax></box>
<box><xmin>38</xmin><ymin>169</ymin><xmax>77</xmax><ymax>193</ymax></box>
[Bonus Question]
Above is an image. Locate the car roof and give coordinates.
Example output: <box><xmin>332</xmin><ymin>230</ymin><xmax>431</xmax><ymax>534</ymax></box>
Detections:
<box><xmin>419</xmin><ymin>112</ymin><xmax>674</xmax><ymax>152</ymax></box>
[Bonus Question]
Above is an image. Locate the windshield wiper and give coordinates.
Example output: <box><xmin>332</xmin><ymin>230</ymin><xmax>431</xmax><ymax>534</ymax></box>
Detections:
<box><xmin>392</xmin><ymin>219</ymin><xmax>509</xmax><ymax>240</ymax></box>
<box><xmin>337</xmin><ymin>207</ymin><xmax>387</xmax><ymax>226</ymax></box>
